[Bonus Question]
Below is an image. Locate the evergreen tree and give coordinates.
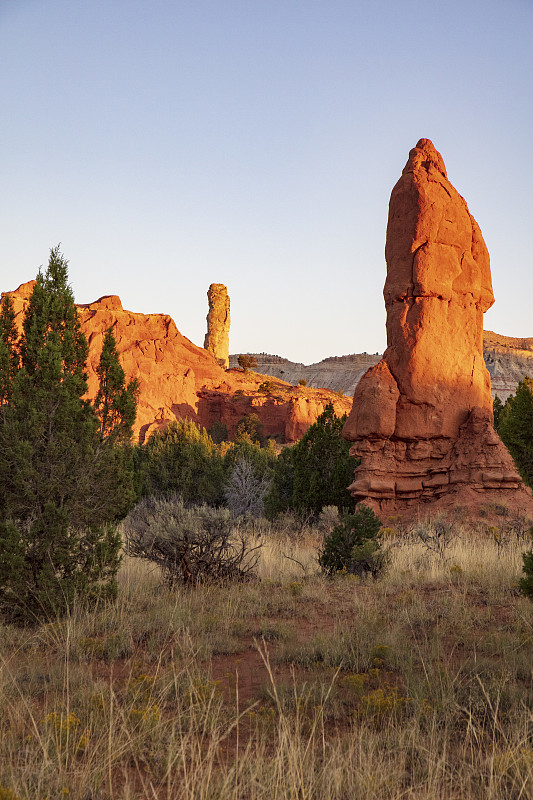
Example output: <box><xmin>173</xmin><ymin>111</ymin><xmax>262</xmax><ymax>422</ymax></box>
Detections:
<box><xmin>291</xmin><ymin>403</ymin><xmax>358</xmax><ymax>516</ymax></box>
<box><xmin>519</xmin><ymin>540</ymin><xmax>533</xmax><ymax>602</ymax></box>
<box><xmin>263</xmin><ymin>446</ymin><xmax>296</xmax><ymax>519</ymax></box>
<box><xmin>493</xmin><ymin>394</ymin><xmax>504</xmax><ymax>430</ymax></box>
<box><xmin>264</xmin><ymin>403</ymin><xmax>359</xmax><ymax>519</ymax></box>
<box><xmin>237</xmin><ymin>354</ymin><xmax>257</xmax><ymax>372</ymax></box>
<box><xmin>94</xmin><ymin>327</ymin><xmax>138</xmax><ymax>443</ymax></box>
<box><xmin>138</xmin><ymin>419</ymin><xmax>225</xmax><ymax>505</ymax></box>
<box><xmin>319</xmin><ymin>504</ymin><xmax>388</xmax><ymax>577</ymax></box>
<box><xmin>92</xmin><ymin>327</ymin><xmax>140</xmax><ymax>518</ymax></box>
<box><xmin>234</xmin><ymin>413</ymin><xmax>264</xmax><ymax>445</ymax></box>
<box><xmin>498</xmin><ymin>377</ymin><xmax>533</xmax><ymax>487</ymax></box>
<box><xmin>0</xmin><ymin>294</ymin><xmax>20</xmax><ymax>407</ymax></box>
<box><xmin>223</xmin><ymin>436</ymin><xmax>276</xmax><ymax>480</ymax></box>
<box><xmin>0</xmin><ymin>247</ymin><xmax>135</xmax><ymax>625</ymax></box>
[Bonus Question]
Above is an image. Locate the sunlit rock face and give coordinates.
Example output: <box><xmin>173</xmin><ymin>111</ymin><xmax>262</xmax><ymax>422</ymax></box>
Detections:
<box><xmin>2</xmin><ymin>281</ymin><xmax>351</xmax><ymax>444</ymax></box>
<box><xmin>343</xmin><ymin>139</ymin><xmax>532</xmax><ymax>515</ymax></box>
<box><xmin>204</xmin><ymin>283</ymin><xmax>230</xmax><ymax>370</ymax></box>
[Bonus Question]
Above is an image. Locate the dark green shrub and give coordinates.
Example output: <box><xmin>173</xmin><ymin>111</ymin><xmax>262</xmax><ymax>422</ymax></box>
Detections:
<box><xmin>493</xmin><ymin>394</ymin><xmax>504</xmax><ymax>430</ymax></box>
<box><xmin>258</xmin><ymin>380</ymin><xmax>276</xmax><ymax>394</ymax></box>
<box><xmin>223</xmin><ymin>437</ymin><xmax>276</xmax><ymax>478</ymax></box>
<box><xmin>265</xmin><ymin>403</ymin><xmax>358</xmax><ymax>519</ymax></box>
<box><xmin>319</xmin><ymin>505</ymin><xmax>389</xmax><ymax>578</ymax></box>
<box><xmin>137</xmin><ymin>419</ymin><xmax>225</xmax><ymax>504</ymax></box>
<box><xmin>235</xmin><ymin>413</ymin><xmax>264</xmax><ymax>445</ymax></box>
<box><xmin>237</xmin><ymin>354</ymin><xmax>257</xmax><ymax>372</ymax></box>
<box><xmin>264</xmin><ymin>446</ymin><xmax>295</xmax><ymax>519</ymax></box>
<box><xmin>497</xmin><ymin>377</ymin><xmax>533</xmax><ymax>487</ymax></box>
<box><xmin>519</xmin><ymin>530</ymin><xmax>533</xmax><ymax>600</ymax></box>
<box><xmin>208</xmin><ymin>420</ymin><xmax>228</xmax><ymax>444</ymax></box>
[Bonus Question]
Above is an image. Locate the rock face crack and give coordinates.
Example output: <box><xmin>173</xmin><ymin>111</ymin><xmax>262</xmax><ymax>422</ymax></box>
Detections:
<box><xmin>343</xmin><ymin>138</ymin><xmax>532</xmax><ymax>516</ymax></box>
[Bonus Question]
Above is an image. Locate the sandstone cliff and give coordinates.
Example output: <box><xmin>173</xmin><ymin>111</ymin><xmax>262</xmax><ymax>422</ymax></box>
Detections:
<box><xmin>2</xmin><ymin>281</ymin><xmax>351</xmax><ymax>444</ymax></box>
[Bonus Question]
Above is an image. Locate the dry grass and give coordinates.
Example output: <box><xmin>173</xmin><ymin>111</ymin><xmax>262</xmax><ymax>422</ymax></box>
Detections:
<box><xmin>2</xmin><ymin>517</ymin><xmax>533</xmax><ymax>799</ymax></box>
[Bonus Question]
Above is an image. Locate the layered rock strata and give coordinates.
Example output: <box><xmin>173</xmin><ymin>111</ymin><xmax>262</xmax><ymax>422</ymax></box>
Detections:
<box><xmin>2</xmin><ymin>282</ymin><xmax>350</xmax><ymax>443</ymax></box>
<box><xmin>230</xmin><ymin>342</ymin><xmax>533</xmax><ymax>401</ymax></box>
<box><xmin>343</xmin><ymin>139</ymin><xmax>532</xmax><ymax>513</ymax></box>
<box><xmin>228</xmin><ymin>352</ymin><xmax>381</xmax><ymax>396</ymax></box>
<box><xmin>483</xmin><ymin>331</ymin><xmax>533</xmax><ymax>402</ymax></box>
<box><xmin>204</xmin><ymin>283</ymin><xmax>230</xmax><ymax>369</ymax></box>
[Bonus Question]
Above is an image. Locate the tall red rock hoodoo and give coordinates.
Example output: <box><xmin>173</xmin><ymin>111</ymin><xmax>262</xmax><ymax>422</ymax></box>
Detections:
<box><xmin>343</xmin><ymin>138</ymin><xmax>532</xmax><ymax>514</ymax></box>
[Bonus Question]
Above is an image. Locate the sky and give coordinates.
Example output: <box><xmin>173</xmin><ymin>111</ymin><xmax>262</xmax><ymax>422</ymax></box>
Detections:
<box><xmin>1</xmin><ymin>0</ymin><xmax>532</xmax><ymax>365</ymax></box>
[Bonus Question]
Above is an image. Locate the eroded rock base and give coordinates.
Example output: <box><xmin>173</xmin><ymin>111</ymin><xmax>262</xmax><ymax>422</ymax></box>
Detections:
<box><xmin>348</xmin><ymin>407</ymin><xmax>533</xmax><ymax>514</ymax></box>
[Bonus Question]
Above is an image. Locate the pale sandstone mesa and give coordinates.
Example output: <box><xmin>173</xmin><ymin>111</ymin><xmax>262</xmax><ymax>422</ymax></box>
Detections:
<box><xmin>343</xmin><ymin>138</ymin><xmax>533</xmax><ymax>517</ymax></box>
<box><xmin>204</xmin><ymin>283</ymin><xmax>230</xmax><ymax>370</ymax></box>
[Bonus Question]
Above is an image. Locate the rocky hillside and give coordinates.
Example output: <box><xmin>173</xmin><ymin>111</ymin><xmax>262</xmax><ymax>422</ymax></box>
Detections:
<box><xmin>2</xmin><ymin>281</ymin><xmax>352</xmax><ymax>444</ymax></box>
<box><xmin>232</xmin><ymin>334</ymin><xmax>533</xmax><ymax>403</ymax></box>
<box><xmin>483</xmin><ymin>331</ymin><xmax>533</xmax><ymax>402</ymax></box>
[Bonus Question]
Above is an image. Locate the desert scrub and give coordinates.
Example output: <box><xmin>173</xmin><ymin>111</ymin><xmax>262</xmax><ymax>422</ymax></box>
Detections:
<box><xmin>3</xmin><ymin>523</ymin><xmax>533</xmax><ymax>799</ymax></box>
<box><xmin>412</xmin><ymin>515</ymin><xmax>455</xmax><ymax>559</ymax></box>
<box><xmin>319</xmin><ymin>504</ymin><xmax>389</xmax><ymax>577</ymax></box>
<box><xmin>123</xmin><ymin>494</ymin><xmax>262</xmax><ymax>587</ymax></box>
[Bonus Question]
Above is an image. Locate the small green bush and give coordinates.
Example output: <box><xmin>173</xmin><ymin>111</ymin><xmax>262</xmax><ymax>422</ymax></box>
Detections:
<box><xmin>238</xmin><ymin>354</ymin><xmax>257</xmax><ymax>372</ymax></box>
<box><xmin>235</xmin><ymin>413</ymin><xmax>264</xmax><ymax>445</ymax></box>
<box><xmin>208</xmin><ymin>420</ymin><xmax>228</xmax><ymax>444</ymax></box>
<box><xmin>519</xmin><ymin>530</ymin><xmax>533</xmax><ymax>600</ymax></box>
<box><xmin>258</xmin><ymin>380</ymin><xmax>276</xmax><ymax>393</ymax></box>
<box><xmin>319</xmin><ymin>505</ymin><xmax>389</xmax><ymax>578</ymax></box>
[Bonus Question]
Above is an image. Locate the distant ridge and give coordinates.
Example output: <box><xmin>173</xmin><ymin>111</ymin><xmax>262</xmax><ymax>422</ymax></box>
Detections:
<box><xmin>483</xmin><ymin>330</ymin><xmax>533</xmax><ymax>401</ymax></box>
<box><xmin>229</xmin><ymin>352</ymin><xmax>381</xmax><ymax>396</ymax></box>
<box><xmin>231</xmin><ymin>333</ymin><xmax>533</xmax><ymax>402</ymax></box>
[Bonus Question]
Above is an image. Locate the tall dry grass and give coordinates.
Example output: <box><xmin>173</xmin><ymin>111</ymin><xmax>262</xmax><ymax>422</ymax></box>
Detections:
<box><xmin>1</xmin><ymin>517</ymin><xmax>533</xmax><ymax>799</ymax></box>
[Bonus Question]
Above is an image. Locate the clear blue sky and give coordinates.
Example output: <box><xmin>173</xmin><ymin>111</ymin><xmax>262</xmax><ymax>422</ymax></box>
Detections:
<box><xmin>1</xmin><ymin>0</ymin><xmax>532</xmax><ymax>364</ymax></box>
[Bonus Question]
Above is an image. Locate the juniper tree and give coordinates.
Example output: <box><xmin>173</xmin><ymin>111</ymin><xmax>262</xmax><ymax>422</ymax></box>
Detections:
<box><xmin>94</xmin><ymin>327</ymin><xmax>138</xmax><ymax>443</ymax></box>
<box><xmin>265</xmin><ymin>403</ymin><xmax>358</xmax><ymax>519</ymax></box>
<box><xmin>493</xmin><ymin>394</ymin><xmax>504</xmax><ymax>430</ymax></box>
<box><xmin>0</xmin><ymin>294</ymin><xmax>20</xmax><ymax>407</ymax></box>
<box><xmin>0</xmin><ymin>247</ymin><xmax>137</xmax><ymax>624</ymax></box>
<box><xmin>138</xmin><ymin>419</ymin><xmax>225</xmax><ymax>505</ymax></box>
<box><xmin>498</xmin><ymin>377</ymin><xmax>533</xmax><ymax>488</ymax></box>
<box><xmin>237</xmin><ymin>354</ymin><xmax>257</xmax><ymax>372</ymax></box>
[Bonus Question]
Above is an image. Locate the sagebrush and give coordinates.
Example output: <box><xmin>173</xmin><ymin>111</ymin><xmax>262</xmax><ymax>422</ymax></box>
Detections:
<box><xmin>123</xmin><ymin>494</ymin><xmax>262</xmax><ymax>587</ymax></box>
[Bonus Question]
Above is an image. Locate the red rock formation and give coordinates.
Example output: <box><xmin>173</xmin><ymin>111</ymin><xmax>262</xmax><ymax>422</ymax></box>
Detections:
<box><xmin>343</xmin><ymin>139</ymin><xmax>533</xmax><ymax>515</ymax></box>
<box><xmin>204</xmin><ymin>283</ymin><xmax>230</xmax><ymax>369</ymax></box>
<box><xmin>2</xmin><ymin>281</ymin><xmax>351</xmax><ymax>443</ymax></box>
